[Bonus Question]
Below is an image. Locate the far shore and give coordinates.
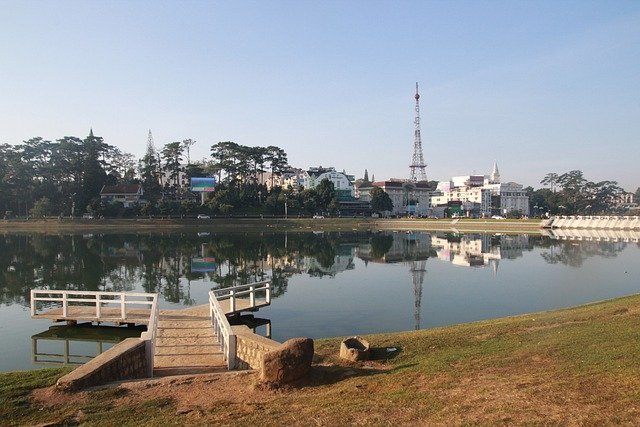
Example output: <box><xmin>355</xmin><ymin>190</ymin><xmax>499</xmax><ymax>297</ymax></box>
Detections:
<box><xmin>0</xmin><ymin>217</ymin><xmax>546</xmax><ymax>234</ymax></box>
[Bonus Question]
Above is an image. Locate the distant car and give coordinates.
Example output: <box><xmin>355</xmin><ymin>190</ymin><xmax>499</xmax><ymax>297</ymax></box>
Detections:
<box><xmin>491</xmin><ymin>215</ymin><xmax>505</xmax><ymax>220</ymax></box>
<box><xmin>197</xmin><ymin>214</ymin><xmax>210</xmax><ymax>219</ymax></box>
<box><xmin>82</xmin><ymin>213</ymin><xmax>94</xmax><ymax>219</ymax></box>
<box><xmin>312</xmin><ymin>215</ymin><xmax>325</xmax><ymax>219</ymax></box>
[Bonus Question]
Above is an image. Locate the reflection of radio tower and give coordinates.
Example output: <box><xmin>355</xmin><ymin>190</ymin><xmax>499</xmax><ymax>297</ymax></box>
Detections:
<box><xmin>410</xmin><ymin>260</ymin><xmax>426</xmax><ymax>330</ymax></box>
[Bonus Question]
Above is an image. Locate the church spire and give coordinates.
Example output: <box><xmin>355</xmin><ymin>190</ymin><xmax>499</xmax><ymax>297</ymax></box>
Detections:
<box><xmin>363</xmin><ymin>169</ymin><xmax>369</xmax><ymax>182</ymax></box>
<box><xmin>490</xmin><ymin>160</ymin><xmax>500</xmax><ymax>183</ymax></box>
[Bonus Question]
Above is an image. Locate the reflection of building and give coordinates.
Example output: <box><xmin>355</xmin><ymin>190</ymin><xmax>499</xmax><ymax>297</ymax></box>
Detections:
<box><xmin>429</xmin><ymin>233</ymin><xmax>529</xmax><ymax>271</ymax></box>
<box><xmin>357</xmin><ymin>232</ymin><xmax>432</xmax><ymax>263</ymax></box>
<box><xmin>304</xmin><ymin>245</ymin><xmax>355</xmax><ymax>276</ymax></box>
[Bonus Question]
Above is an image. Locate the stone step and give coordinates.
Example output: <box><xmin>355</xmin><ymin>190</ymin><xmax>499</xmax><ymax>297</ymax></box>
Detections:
<box><xmin>152</xmin><ymin>365</ymin><xmax>228</xmax><ymax>377</ymax></box>
<box><xmin>154</xmin><ymin>344</ymin><xmax>222</xmax><ymax>356</ymax></box>
<box><xmin>155</xmin><ymin>336</ymin><xmax>218</xmax><ymax>347</ymax></box>
<box><xmin>156</xmin><ymin>328</ymin><xmax>215</xmax><ymax>338</ymax></box>
<box><xmin>154</xmin><ymin>353</ymin><xmax>225</xmax><ymax>368</ymax></box>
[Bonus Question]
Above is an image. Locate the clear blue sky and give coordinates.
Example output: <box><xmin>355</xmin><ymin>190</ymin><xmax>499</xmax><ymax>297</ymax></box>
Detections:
<box><xmin>1</xmin><ymin>0</ymin><xmax>639</xmax><ymax>190</ymax></box>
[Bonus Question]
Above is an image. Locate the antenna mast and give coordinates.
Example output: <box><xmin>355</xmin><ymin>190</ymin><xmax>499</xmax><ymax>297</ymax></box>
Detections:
<box><xmin>409</xmin><ymin>82</ymin><xmax>427</xmax><ymax>182</ymax></box>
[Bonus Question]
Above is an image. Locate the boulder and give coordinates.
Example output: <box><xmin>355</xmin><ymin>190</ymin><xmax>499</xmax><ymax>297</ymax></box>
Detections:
<box><xmin>261</xmin><ymin>337</ymin><xmax>314</xmax><ymax>384</ymax></box>
<box><xmin>340</xmin><ymin>336</ymin><xmax>370</xmax><ymax>362</ymax></box>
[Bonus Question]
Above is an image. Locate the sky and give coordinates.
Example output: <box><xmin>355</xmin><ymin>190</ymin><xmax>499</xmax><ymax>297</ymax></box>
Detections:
<box><xmin>1</xmin><ymin>0</ymin><xmax>639</xmax><ymax>191</ymax></box>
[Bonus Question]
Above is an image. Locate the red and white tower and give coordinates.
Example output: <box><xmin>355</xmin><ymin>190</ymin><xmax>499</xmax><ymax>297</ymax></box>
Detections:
<box><xmin>409</xmin><ymin>82</ymin><xmax>427</xmax><ymax>182</ymax></box>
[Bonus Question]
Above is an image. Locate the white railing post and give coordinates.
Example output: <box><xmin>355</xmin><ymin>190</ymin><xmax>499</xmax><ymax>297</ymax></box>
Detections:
<box><xmin>228</xmin><ymin>334</ymin><xmax>236</xmax><ymax>369</ymax></box>
<box><xmin>249</xmin><ymin>285</ymin><xmax>255</xmax><ymax>307</ymax></box>
<box><xmin>266</xmin><ymin>284</ymin><xmax>271</xmax><ymax>304</ymax></box>
<box><xmin>62</xmin><ymin>292</ymin><xmax>68</xmax><ymax>318</ymax></box>
<box><xmin>96</xmin><ymin>294</ymin><xmax>101</xmax><ymax>318</ymax></box>
<box><xmin>229</xmin><ymin>289</ymin><xmax>235</xmax><ymax>312</ymax></box>
<box><xmin>30</xmin><ymin>290</ymin><xmax>36</xmax><ymax>316</ymax></box>
<box><xmin>120</xmin><ymin>293</ymin><xmax>126</xmax><ymax>319</ymax></box>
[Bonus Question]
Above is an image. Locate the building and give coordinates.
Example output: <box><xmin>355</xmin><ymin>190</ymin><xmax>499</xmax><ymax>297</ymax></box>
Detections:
<box><xmin>100</xmin><ymin>184</ymin><xmax>144</xmax><ymax>207</ymax></box>
<box><xmin>300</xmin><ymin>167</ymin><xmax>355</xmax><ymax>200</ymax></box>
<box><xmin>431</xmin><ymin>162</ymin><xmax>529</xmax><ymax>217</ymax></box>
<box><xmin>358</xmin><ymin>179</ymin><xmax>433</xmax><ymax>216</ymax></box>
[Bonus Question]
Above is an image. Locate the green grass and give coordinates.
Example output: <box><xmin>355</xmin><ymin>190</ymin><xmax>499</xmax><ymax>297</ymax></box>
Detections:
<box><xmin>3</xmin><ymin>295</ymin><xmax>640</xmax><ymax>425</ymax></box>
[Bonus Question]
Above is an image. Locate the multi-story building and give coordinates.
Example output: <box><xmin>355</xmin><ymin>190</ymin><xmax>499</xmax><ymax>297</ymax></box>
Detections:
<box><xmin>431</xmin><ymin>162</ymin><xmax>530</xmax><ymax>217</ymax></box>
<box><xmin>300</xmin><ymin>167</ymin><xmax>355</xmax><ymax>199</ymax></box>
<box><xmin>357</xmin><ymin>179</ymin><xmax>433</xmax><ymax>216</ymax></box>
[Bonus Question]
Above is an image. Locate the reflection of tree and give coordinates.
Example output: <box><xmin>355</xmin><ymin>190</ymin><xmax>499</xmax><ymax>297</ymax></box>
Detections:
<box><xmin>0</xmin><ymin>231</ymin><xmax>391</xmax><ymax>307</ymax></box>
<box><xmin>370</xmin><ymin>234</ymin><xmax>394</xmax><ymax>258</ymax></box>
<box><xmin>540</xmin><ymin>240</ymin><xmax>626</xmax><ymax>267</ymax></box>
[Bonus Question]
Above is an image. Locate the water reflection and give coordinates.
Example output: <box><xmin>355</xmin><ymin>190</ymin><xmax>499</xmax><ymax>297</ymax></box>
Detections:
<box><xmin>1</xmin><ymin>231</ymin><xmax>635</xmax><ymax>311</ymax></box>
<box><xmin>31</xmin><ymin>324</ymin><xmax>145</xmax><ymax>366</ymax></box>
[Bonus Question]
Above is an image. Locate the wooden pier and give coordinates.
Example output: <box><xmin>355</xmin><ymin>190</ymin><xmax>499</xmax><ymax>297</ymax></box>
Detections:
<box><xmin>30</xmin><ymin>282</ymin><xmax>271</xmax><ymax>376</ymax></box>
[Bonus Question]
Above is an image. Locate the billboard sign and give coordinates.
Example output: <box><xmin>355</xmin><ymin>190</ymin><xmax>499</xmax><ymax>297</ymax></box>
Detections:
<box><xmin>191</xmin><ymin>257</ymin><xmax>217</xmax><ymax>272</ymax></box>
<box><xmin>190</xmin><ymin>177</ymin><xmax>217</xmax><ymax>192</ymax></box>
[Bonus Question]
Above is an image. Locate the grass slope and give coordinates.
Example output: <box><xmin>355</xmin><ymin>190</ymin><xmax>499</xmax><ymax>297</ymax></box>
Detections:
<box><xmin>3</xmin><ymin>295</ymin><xmax>640</xmax><ymax>425</ymax></box>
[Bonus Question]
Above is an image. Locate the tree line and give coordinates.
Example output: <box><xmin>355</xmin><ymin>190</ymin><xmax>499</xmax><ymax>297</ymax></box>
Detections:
<box><xmin>529</xmin><ymin>170</ymin><xmax>637</xmax><ymax>215</ymax></box>
<box><xmin>0</xmin><ymin>132</ymin><xmax>374</xmax><ymax>218</ymax></box>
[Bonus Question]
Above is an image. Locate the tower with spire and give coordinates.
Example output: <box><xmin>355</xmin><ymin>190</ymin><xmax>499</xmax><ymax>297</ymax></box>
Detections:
<box><xmin>490</xmin><ymin>160</ymin><xmax>500</xmax><ymax>184</ymax></box>
<box><xmin>409</xmin><ymin>83</ymin><xmax>427</xmax><ymax>182</ymax></box>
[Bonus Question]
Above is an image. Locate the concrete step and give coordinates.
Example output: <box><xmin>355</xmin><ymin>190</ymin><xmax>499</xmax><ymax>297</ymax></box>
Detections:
<box><xmin>154</xmin><ymin>344</ymin><xmax>222</xmax><ymax>356</ymax></box>
<box><xmin>156</xmin><ymin>328</ymin><xmax>215</xmax><ymax>339</ymax></box>
<box><xmin>154</xmin><ymin>353</ymin><xmax>225</xmax><ymax>369</ymax></box>
<box><xmin>152</xmin><ymin>365</ymin><xmax>228</xmax><ymax>377</ymax></box>
<box><xmin>155</xmin><ymin>336</ymin><xmax>218</xmax><ymax>347</ymax></box>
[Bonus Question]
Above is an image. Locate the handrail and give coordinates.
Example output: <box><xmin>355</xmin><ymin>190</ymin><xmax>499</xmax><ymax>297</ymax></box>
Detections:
<box><xmin>209</xmin><ymin>291</ymin><xmax>236</xmax><ymax>369</ymax></box>
<box><xmin>139</xmin><ymin>294</ymin><xmax>159</xmax><ymax>377</ymax></box>
<box><xmin>31</xmin><ymin>290</ymin><xmax>159</xmax><ymax>377</ymax></box>
<box><xmin>212</xmin><ymin>281</ymin><xmax>271</xmax><ymax>313</ymax></box>
<box><xmin>209</xmin><ymin>280</ymin><xmax>272</xmax><ymax>369</ymax></box>
<box><xmin>31</xmin><ymin>290</ymin><xmax>156</xmax><ymax>320</ymax></box>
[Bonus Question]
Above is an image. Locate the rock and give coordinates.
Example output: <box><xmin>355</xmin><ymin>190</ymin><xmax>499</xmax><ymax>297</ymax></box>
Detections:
<box><xmin>261</xmin><ymin>337</ymin><xmax>314</xmax><ymax>384</ymax></box>
<box><xmin>340</xmin><ymin>336</ymin><xmax>370</xmax><ymax>362</ymax></box>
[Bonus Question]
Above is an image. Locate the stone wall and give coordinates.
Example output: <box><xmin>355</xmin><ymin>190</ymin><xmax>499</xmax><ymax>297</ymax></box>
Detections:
<box><xmin>56</xmin><ymin>338</ymin><xmax>148</xmax><ymax>391</ymax></box>
<box><xmin>232</xmin><ymin>325</ymin><xmax>281</xmax><ymax>370</ymax></box>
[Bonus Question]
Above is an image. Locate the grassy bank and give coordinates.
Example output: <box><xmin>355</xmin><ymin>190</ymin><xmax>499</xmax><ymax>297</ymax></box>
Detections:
<box><xmin>3</xmin><ymin>294</ymin><xmax>640</xmax><ymax>425</ymax></box>
<box><xmin>0</xmin><ymin>217</ymin><xmax>545</xmax><ymax>234</ymax></box>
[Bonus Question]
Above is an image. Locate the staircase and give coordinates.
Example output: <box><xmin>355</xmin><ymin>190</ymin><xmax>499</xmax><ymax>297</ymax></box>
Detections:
<box><xmin>153</xmin><ymin>306</ymin><xmax>227</xmax><ymax>377</ymax></box>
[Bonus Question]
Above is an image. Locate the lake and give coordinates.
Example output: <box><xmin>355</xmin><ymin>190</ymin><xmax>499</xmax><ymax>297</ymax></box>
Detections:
<box><xmin>1</xmin><ymin>229</ymin><xmax>639</xmax><ymax>372</ymax></box>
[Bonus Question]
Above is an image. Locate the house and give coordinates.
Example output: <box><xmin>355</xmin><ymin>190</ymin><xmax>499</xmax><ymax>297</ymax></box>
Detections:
<box><xmin>100</xmin><ymin>184</ymin><xmax>144</xmax><ymax>207</ymax></box>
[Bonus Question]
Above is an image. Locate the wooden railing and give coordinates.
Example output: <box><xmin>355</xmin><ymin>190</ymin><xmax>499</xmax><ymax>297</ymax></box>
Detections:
<box><xmin>209</xmin><ymin>291</ymin><xmax>236</xmax><ymax>369</ymax></box>
<box><xmin>209</xmin><ymin>281</ymin><xmax>271</xmax><ymax>369</ymax></box>
<box><xmin>139</xmin><ymin>295</ymin><xmax>160</xmax><ymax>377</ymax></box>
<box><xmin>212</xmin><ymin>280</ymin><xmax>271</xmax><ymax>313</ymax></box>
<box><xmin>30</xmin><ymin>290</ymin><xmax>158</xmax><ymax>377</ymax></box>
<box><xmin>30</xmin><ymin>290</ymin><xmax>157</xmax><ymax>320</ymax></box>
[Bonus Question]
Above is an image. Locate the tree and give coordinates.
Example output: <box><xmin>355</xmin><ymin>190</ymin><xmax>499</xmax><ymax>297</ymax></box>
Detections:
<box><xmin>78</xmin><ymin>131</ymin><xmax>108</xmax><ymax>214</ymax></box>
<box><xmin>161</xmin><ymin>141</ymin><xmax>184</xmax><ymax>193</ymax></box>
<box><xmin>541</xmin><ymin>173</ymin><xmax>559</xmax><ymax>192</ymax></box>
<box><xmin>370</xmin><ymin>187</ymin><xmax>393</xmax><ymax>213</ymax></box>
<box><xmin>316</xmin><ymin>179</ymin><xmax>336</xmax><ymax>212</ymax></box>
<box><xmin>30</xmin><ymin>197</ymin><xmax>52</xmax><ymax>218</ymax></box>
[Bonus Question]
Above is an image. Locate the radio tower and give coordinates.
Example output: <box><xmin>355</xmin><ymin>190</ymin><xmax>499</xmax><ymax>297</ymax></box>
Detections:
<box><xmin>409</xmin><ymin>82</ymin><xmax>427</xmax><ymax>182</ymax></box>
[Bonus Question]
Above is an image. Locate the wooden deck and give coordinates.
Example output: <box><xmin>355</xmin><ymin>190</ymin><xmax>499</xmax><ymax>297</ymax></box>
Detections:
<box><xmin>32</xmin><ymin>306</ymin><xmax>153</xmax><ymax>325</ymax></box>
<box><xmin>32</xmin><ymin>297</ymin><xmax>269</xmax><ymax>325</ymax></box>
<box><xmin>31</xmin><ymin>287</ymin><xmax>272</xmax><ymax>377</ymax></box>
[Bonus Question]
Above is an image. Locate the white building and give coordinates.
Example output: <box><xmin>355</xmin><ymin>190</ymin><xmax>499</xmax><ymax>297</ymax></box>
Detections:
<box><xmin>358</xmin><ymin>180</ymin><xmax>433</xmax><ymax>216</ymax></box>
<box><xmin>432</xmin><ymin>162</ymin><xmax>529</xmax><ymax>217</ymax></box>
<box><xmin>301</xmin><ymin>167</ymin><xmax>355</xmax><ymax>199</ymax></box>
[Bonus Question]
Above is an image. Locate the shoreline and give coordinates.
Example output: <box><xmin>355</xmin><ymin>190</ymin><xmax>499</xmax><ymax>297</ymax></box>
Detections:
<box><xmin>0</xmin><ymin>217</ymin><xmax>546</xmax><ymax>234</ymax></box>
<box><xmin>3</xmin><ymin>292</ymin><xmax>640</xmax><ymax>424</ymax></box>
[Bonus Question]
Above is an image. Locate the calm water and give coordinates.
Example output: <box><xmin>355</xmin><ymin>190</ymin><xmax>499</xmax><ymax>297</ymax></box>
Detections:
<box><xmin>1</xmin><ymin>230</ymin><xmax>639</xmax><ymax>372</ymax></box>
